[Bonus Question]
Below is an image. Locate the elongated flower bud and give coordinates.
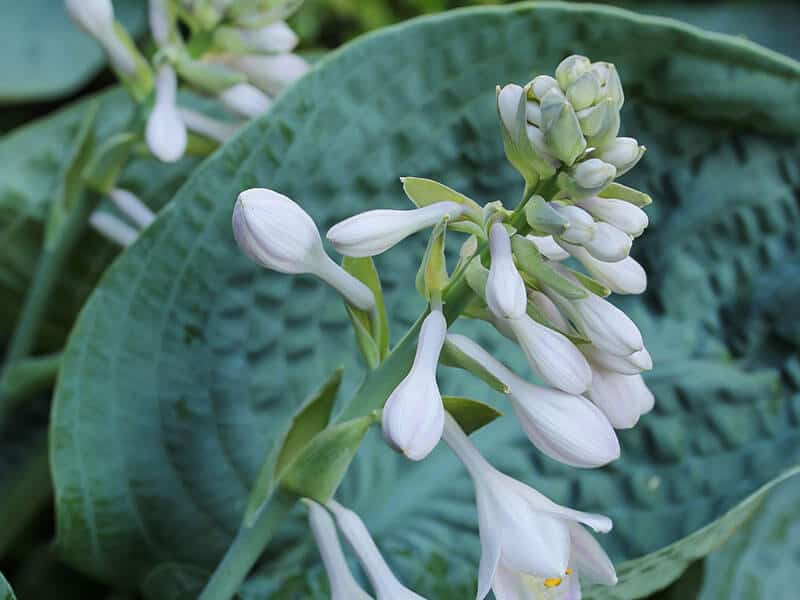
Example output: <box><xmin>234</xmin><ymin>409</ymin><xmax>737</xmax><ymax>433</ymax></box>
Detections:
<box><xmin>576</xmin><ymin>195</ymin><xmax>649</xmax><ymax>238</ymax></box>
<box><xmin>527</xmin><ymin>235</ymin><xmax>569</xmax><ymax>261</ymax></box>
<box><xmin>506</xmin><ymin>315</ymin><xmax>592</xmax><ymax>394</ymax></box>
<box><xmin>382</xmin><ymin>310</ymin><xmax>446</xmax><ymax>460</ymax></box>
<box><xmin>327</xmin><ymin>202</ymin><xmax>464</xmax><ymax>258</ymax></box>
<box><xmin>66</xmin><ymin>0</ymin><xmax>137</xmax><ymax>75</ymax></box>
<box><xmin>557</xmin><ymin>241</ymin><xmax>647</xmax><ymax>295</ymax></box>
<box><xmin>582</xmin><ymin>344</ymin><xmax>652</xmax><ymax>375</ymax></box>
<box><xmin>328</xmin><ymin>501</ymin><xmax>427</xmax><ymax>600</ymax></box>
<box><xmin>224</xmin><ymin>53</ymin><xmax>309</xmax><ymax>95</ymax></box>
<box><xmin>587</xmin><ymin>368</ymin><xmax>654</xmax><ymax>429</ymax></box>
<box><xmin>446</xmin><ymin>335</ymin><xmax>618</xmax><ymax>468</ymax></box>
<box><xmin>497</xmin><ymin>84</ymin><xmax>526</xmax><ymax>140</ymax></box>
<box><xmin>486</xmin><ymin>223</ymin><xmax>527</xmax><ymax>320</ymax></box>
<box><xmin>89</xmin><ymin>211</ymin><xmax>139</xmax><ymax>247</ymax></box>
<box><xmin>219</xmin><ymin>83</ymin><xmax>272</xmax><ymax>118</ymax></box>
<box><xmin>582</xmin><ymin>222</ymin><xmax>632</xmax><ymax>263</ymax></box>
<box><xmin>235</xmin><ymin>21</ymin><xmax>299</xmax><ymax>53</ymax></box>
<box><xmin>178</xmin><ymin>107</ymin><xmax>241</xmax><ymax>143</ymax></box>
<box><xmin>573</xmin><ymin>158</ymin><xmax>616</xmax><ymax>191</ymax></box>
<box><xmin>146</xmin><ymin>65</ymin><xmax>187</xmax><ymax>163</ymax></box>
<box><xmin>148</xmin><ymin>0</ymin><xmax>170</xmax><ymax>46</ymax></box>
<box><xmin>528</xmin><ymin>290</ymin><xmax>570</xmax><ymax>332</ymax></box>
<box><xmin>108</xmin><ymin>188</ymin><xmax>155</xmax><ymax>228</ymax></box>
<box><xmin>233</xmin><ymin>188</ymin><xmax>375</xmax><ymax>310</ymax></box>
<box><xmin>552</xmin><ymin>204</ymin><xmax>595</xmax><ymax>245</ymax></box>
<box><xmin>306</xmin><ymin>500</ymin><xmax>373</xmax><ymax>600</ymax></box>
<box><xmin>592</xmin><ymin>137</ymin><xmax>645</xmax><ymax>176</ymax></box>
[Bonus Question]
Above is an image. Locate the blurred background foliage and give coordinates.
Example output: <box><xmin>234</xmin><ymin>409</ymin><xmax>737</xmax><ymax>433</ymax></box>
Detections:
<box><xmin>1</xmin><ymin>1</ymin><xmax>798</xmax><ymax>599</ymax></box>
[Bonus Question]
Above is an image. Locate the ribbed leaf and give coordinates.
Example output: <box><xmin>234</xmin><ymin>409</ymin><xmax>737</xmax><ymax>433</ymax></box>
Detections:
<box><xmin>51</xmin><ymin>4</ymin><xmax>800</xmax><ymax>598</ymax></box>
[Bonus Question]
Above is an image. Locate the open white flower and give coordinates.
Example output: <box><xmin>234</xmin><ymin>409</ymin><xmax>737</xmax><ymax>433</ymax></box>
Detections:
<box><xmin>506</xmin><ymin>315</ymin><xmax>592</xmax><ymax>395</ymax></box>
<box><xmin>382</xmin><ymin>309</ymin><xmax>446</xmax><ymax>460</ymax></box>
<box><xmin>486</xmin><ymin>223</ymin><xmax>528</xmax><ymax>320</ymax></box>
<box><xmin>66</xmin><ymin>0</ymin><xmax>137</xmax><ymax>75</ymax></box>
<box><xmin>146</xmin><ymin>65</ymin><xmax>187</xmax><ymax>163</ymax></box>
<box><xmin>442</xmin><ymin>414</ymin><xmax>615</xmax><ymax>600</ymax></box>
<box><xmin>328</xmin><ymin>500</ymin><xmax>427</xmax><ymax>600</ymax></box>
<box><xmin>232</xmin><ymin>188</ymin><xmax>375</xmax><ymax>310</ymax></box>
<box><xmin>556</xmin><ymin>242</ymin><xmax>646</xmax><ymax>295</ymax></box>
<box><xmin>446</xmin><ymin>335</ymin><xmax>618</xmax><ymax>468</ymax></box>
<box><xmin>327</xmin><ymin>201</ymin><xmax>465</xmax><ymax>258</ymax></box>
<box><xmin>306</xmin><ymin>500</ymin><xmax>373</xmax><ymax>600</ymax></box>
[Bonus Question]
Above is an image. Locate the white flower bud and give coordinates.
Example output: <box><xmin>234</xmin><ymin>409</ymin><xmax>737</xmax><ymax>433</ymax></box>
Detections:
<box><xmin>566</xmin><ymin>71</ymin><xmax>600</xmax><ymax>111</ymax></box>
<box><xmin>328</xmin><ymin>500</ymin><xmax>427</xmax><ymax>600</ymax></box>
<box><xmin>219</xmin><ymin>83</ymin><xmax>272</xmax><ymax>118</ymax></box>
<box><xmin>235</xmin><ymin>21</ymin><xmax>299</xmax><ymax>54</ymax></box>
<box><xmin>591</xmin><ymin>61</ymin><xmax>624</xmax><ymax>109</ymax></box>
<box><xmin>305</xmin><ymin>500</ymin><xmax>373</xmax><ymax>600</ymax></box>
<box><xmin>146</xmin><ymin>65</ymin><xmax>187</xmax><ymax>163</ymax></box>
<box><xmin>528</xmin><ymin>290</ymin><xmax>570</xmax><ymax>331</ymax></box>
<box><xmin>593</xmin><ymin>137</ymin><xmax>645</xmax><ymax>176</ymax></box>
<box><xmin>232</xmin><ymin>188</ymin><xmax>375</xmax><ymax>310</ymax></box>
<box><xmin>526</xmin><ymin>235</ymin><xmax>569</xmax><ymax>261</ymax></box>
<box><xmin>525</xmin><ymin>100</ymin><xmax>541</xmax><ymax>126</ymax></box>
<box><xmin>382</xmin><ymin>310</ymin><xmax>446</xmax><ymax>461</ymax></box>
<box><xmin>555</xmin><ymin>55</ymin><xmax>591</xmax><ymax>90</ymax></box>
<box><xmin>557</xmin><ymin>241</ymin><xmax>647</xmax><ymax>294</ymax></box>
<box><xmin>66</xmin><ymin>0</ymin><xmax>137</xmax><ymax>75</ymax></box>
<box><xmin>225</xmin><ymin>53</ymin><xmax>309</xmax><ymax>95</ymax></box>
<box><xmin>552</xmin><ymin>204</ymin><xmax>595</xmax><ymax>245</ymax></box>
<box><xmin>497</xmin><ymin>84</ymin><xmax>526</xmax><ymax>140</ymax></box>
<box><xmin>576</xmin><ymin>195</ymin><xmax>649</xmax><ymax>237</ymax></box>
<box><xmin>587</xmin><ymin>368</ymin><xmax>654</xmax><ymax>429</ymax></box>
<box><xmin>507</xmin><ymin>315</ymin><xmax>592</xmax><ymax>394</ymax></box>
<box><xmin>540</xmin><ymin>89</ymin><xmax>587</xmax><ymax>166</ymax></box>
<box><xmin>108</xmin><ymin>188</ymin><xmax>155</xmax><ymax>228</ymax></box>
<box><xmin>576</xmin><ymin>98</ymin><xmax>614</xmax><ymax>138</ymax></box>
<box><xmin>327</xmin><ymin>201</ymin><xmax>465</xmax><ymax>258</ymax></box>
<box><xmin>547</xmin><ymin>288</ymin><xmax>643</xmax><ymax>357</ymax></box>
<box><xmin>148</xmin><ymin>0</ymin><xmax>170</xmax><ymax>46</ymax></box>
<box><xmin>582</xmin><ymin>344</ymin><xmax>652</xmax><ymax>375</ymax></box>
<box><xmin>89</xmin><ymin>211</ymin><xmax>139</xmax><ymax>247</ymax></box>
<box><xmin>582</xmin><ymin>222</ymin><xmax>632</xmax><ymax>263</ymax></box>
<box><xmin>573</xmin><ymin>158</ymin><xmax>617</xmax><ymax>191</ymax></box>
<box><xmin>178</xmin><ymin>107</ymin><xmax>241</xmax><ymax>143</ymax></box>
<box><xmin>530</xmin><ymin>75</ymin><xmax>559</xmax><ymax>100</ymax></box>
<box><xmin>525</xmin><ymin>125</ymin><xmax>560</xmax><ymax>168</ymax></box>
<box><xmin>486</xmin><ymin>223</ymin><xmax>527</xmax><ymax>320</ymax></box>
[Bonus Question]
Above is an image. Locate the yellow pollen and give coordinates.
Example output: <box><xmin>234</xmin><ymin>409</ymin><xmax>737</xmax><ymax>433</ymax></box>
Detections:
<box><xmin>543</xmin><ymin>577</ymin><xmax>562</xmax><ymax>588</ymax></box>
<box><xmin>565</xmin><ymin>568</ymin><xmax>573</xmax><ymax>575</ymax></box>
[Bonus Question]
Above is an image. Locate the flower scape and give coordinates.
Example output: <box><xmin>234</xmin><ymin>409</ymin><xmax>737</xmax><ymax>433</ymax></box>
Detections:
<box><xmin>231</xmin><ymin>54</ymin><xmax>655</xmax><ymax>599</ymax></box>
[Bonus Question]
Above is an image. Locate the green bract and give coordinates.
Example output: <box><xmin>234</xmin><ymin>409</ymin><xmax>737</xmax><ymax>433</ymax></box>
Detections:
<box><xmin>50</xmin><ymin>3</ymin><xmax>800</xmax><ymax>599</ymax></box>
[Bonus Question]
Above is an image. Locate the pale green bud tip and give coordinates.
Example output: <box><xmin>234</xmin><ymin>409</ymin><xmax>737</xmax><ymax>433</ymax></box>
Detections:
<box><xmin>540</xmin><ymin>89</ymin><xmax>587</xmax><ymax>166</ymax></box>
<box><xmin>530</xmin><ymin>75</ymin><xmax>559</xmax><ymax>100</ymax></box>
<box><xmin>555</xmin><ymin>55</ymin><xmax>591</xmax><ymax>89</ymax></box>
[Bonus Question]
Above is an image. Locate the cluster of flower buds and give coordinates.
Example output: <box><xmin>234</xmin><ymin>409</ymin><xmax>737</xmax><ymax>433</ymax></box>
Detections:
<box><xmin>66</xmin><ymin>0</ymin><xmax>308</xmax><ymax>163</ymax></box>
<box><xmin>231</xmin><ymin>55</ymin><xmax>654</xmax><ymax>599</ymax></box>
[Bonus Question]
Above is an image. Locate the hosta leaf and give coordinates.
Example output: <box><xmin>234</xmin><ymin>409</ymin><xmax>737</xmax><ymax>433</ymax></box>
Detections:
<box><xmin>0</xmin><ymin>87</ymin><xmax>206</xmax><ymax>349</ymax></box>
<box><xmin>0</xmin><ymin>1</ymin><xmax>146</xmax><ymax>103</ymax></box>
<box><xmin>1</xmin><ymin>571</ymin><xmax>16</xmax><ymax>600</ymax></box>
<box><xmin>51</xmin><ymin>3</ymin><xmax>800</xmax><ymax>598</ymax></box>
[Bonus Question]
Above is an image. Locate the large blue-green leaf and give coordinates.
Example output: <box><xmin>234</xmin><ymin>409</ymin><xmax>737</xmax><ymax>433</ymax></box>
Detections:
<box><xmin>51</xmin><ymin>3</ymin><xmax>800</xmax><ymax>598</ymax></box>
<box><xmin>0</xmin><ymin>572</ymin><xmax>14</xmax><ymax>600</ymax></box>
<box><xmin>0</xmin><ymin>1</ymin><xmax>147</xmax><ymax>103</ymax></box>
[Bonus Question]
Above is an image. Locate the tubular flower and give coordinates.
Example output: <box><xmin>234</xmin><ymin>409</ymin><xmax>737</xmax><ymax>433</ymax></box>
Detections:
<box><xmin>442</xmin><ymin>414</ymin><xmax>615</xmax><ymax>600</ymax></box>
<box><xmin>328</xmin><ymin>501</ymin><xmax>428</xmax><ymax>600</ymax></box>
<box><xmin>382</xmin><ymin>309</ymin><xmax>447</xmax><ymax>460</ymax></box>
<box><xmin>306</xmin><ymin>500</ymin><xmax>373</xmax><ymax>600</ymax></box>
<box><xmin>232</xmin><ymin>188</ymin><xmax>375</xmax><ymax>310</ymax></box>
<box><xmin>446</xmin><ymin>335</ymin><xmax>618</xmax><ymax>468</ymax></box>
<box><xmin>327</xmin><ymin>202</ymin><xmax>465</xmax><ymax>258</ymax></box>
<box><xmin>486</xmin><ymin>223</ymin><xmax>528</xmax><ymax>320</ymax></box>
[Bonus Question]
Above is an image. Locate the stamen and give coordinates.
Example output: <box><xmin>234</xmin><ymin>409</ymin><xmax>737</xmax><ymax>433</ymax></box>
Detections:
<box><xmin>543</xmin><ymin>577</ymin><xmax>562</xmax><ymax>588</ymax></box>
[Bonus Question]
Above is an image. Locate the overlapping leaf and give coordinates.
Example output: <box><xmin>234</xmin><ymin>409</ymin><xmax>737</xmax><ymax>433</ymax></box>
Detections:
<box><xmin>51</xmin><ymin>3</ymin><xmax>800</xmax><ymax>598</ymax></box>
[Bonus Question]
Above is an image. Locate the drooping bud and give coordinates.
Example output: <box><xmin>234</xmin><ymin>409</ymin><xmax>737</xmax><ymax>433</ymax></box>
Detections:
<box><xmin>327</xmin><ymin>201</ymin><xmax>464</xmax><ymax>258</ymax></box>
<box><xmin>146</xmin><ymin>65</ymin><xmax>187</xmax><ymax>163</ymax></box>
<box><xmin>582</xmin><ymin>222</ymin><xmax>632</xmax><ymax>263</ymax></box>
<box><xmin>556</xmin><ymin>241</ymin><xmax>647</xmax><ymax>295</ymax></box>
<box><xmin>486</xmin><ymin>223</ymin><xmax>527</xmax><ymax>320</ymax></box>
<box><xmin>551</xmin><ymin>204</ymin><xmax>595</xmax><ymax>245</ymax></box>
<box><xmin>232</xmin><ymin>188</ymin><xmax>375</xmax><ymax>310</ymax></box>
<box><xmin>219</xmin><ymin>82</ymin><xmax>272</xmax><ymax>118</ymax></box>
<box><xmin>382</xmin><ymin>309</ymin><xmax>447</xmax><ymax>461</ymax></box>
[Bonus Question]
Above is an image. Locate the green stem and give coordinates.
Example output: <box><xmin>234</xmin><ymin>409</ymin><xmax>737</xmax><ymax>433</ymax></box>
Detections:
<box><xmin>0</xmin><ymin>353</ymin><xmax>62</xmax><ymax>407</ymax></box>
<box><xmin>0</xmin><ymin>189</ymin><xmax>101</xmax><ymax>425</ymax></box>
<box><xmin>198</xmin><ymin>490</ymin><xmax>295</xmax><ymax>600</ymax></box>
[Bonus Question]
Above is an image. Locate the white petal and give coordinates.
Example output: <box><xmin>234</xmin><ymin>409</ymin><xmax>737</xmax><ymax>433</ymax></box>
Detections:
<box><xmin>146</xmin><ymin>66</ymin><xmax>187</xmax><ymax>163</ymax></box>
<box><xmin>178</xmin><ymin>107</ymin><xmax>241</xmax><ymax>143</ymax></box>
<box><xmin>89</xmin><ymin>211</ymin><xmax>138</xmax><ymax>247</ymax></box>
<box><xmin>487</xmin><ymin>223</ymin><xmax>528</xmax><ymax>320</ymax></box>
<box><xmin>568</xmin><ymin>523</ymin><xmax>617</xmax><ymax>585</ymax></box>
<box><xmin>594</xmin><ymin>137</ymin><xmax>644</xmax><ymax>176</ymax></box>
<box><xmin>528</xmin><ymin>290</ymin><xmax>570</xmax><ymax>332</ymax></box>
<box><xmin>582</xmin><ymin>344</ymin><xmax>651</xmax><ymax>375</ymax></box>
<box><xmin>382</xmin><ymin>311</ymin><xmax>446</xmax><ymax>460</ymax></box>
<box><xmin>508</xmin><ymin>316</ymin><xmax>592</xmax><ymax>394</ymax></box>
<box><xmin>586</xmin><ymin>367</ymin><xmax>647</xmax><ymax>429</ymax></box>
<box><xmin>576</xmin><ymin>196</ymin><xmax>648</xmax><ymax>237</ymax></box>
<box><xmin>557</xmin><ymin>241</ymin><xmax>646</xmax><ymax>295</ymax></box>
<box><xmin>229</xmin><ymin>53</ymin><xmax>310</xmax><ymax>95</ymax></box>
<box><xmin>553</xmin><ymin>205</ymin><xmax>595</xmax><ymax>245</ymax></box>
<box><xmin>527</xmin><ymin>235</ymin><xmax>569</xmax><ymax>261</ymax></box>
<box><xmin>327</xmin><ymin>202</ymin><xmax>464</xmax><ymax>257</ymax></box>
<box><xmin>530</xmin><ymin>75</ymin><xmax>559</xmax><ymax>100</ymax></box>
<box><xmin>508</xmin><ymin>382</ymin><xmax>620</xmax><ymax>467</ymax></box>
<box><xmin>476</xmin><ymin>499</ymin><xmax>503</xmax><ymax>600</ymax></box>
<box><xmin>219</xmin><ymin>83</ymin><xmax>272</xmax><ymax>118</ymax></box>
<box><xmin>306</xmin><ymin>500</ymin><xmax>373</xmax><ymax>600</ymax></box>
<box><xmin>582</xmin><ymin>223</ymin><xmax>631</xmax><ymax>263</ymax></box>
<box><xmin>572</xmin><ymin>159</ymin><xmax>616</xmax><ymax>190</ymax></box>
<box><xmin>149</xmin><ymin>0</ymin><xmax>170</xmax><ymax>46</ymax></box>
<box><xmin>497</xmin><ymin>84</ymin><xmax>525</xmax><ymax>139</ymax></box>
<box><xmin>525</xmin><ymin>101</ymin><xmax>542</xmax><ymax>126</ymax></box>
